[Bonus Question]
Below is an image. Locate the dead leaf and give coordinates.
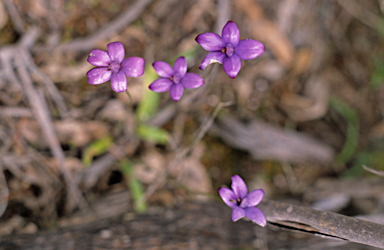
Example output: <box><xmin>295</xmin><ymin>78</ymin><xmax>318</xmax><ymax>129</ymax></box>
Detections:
<box><xmin>175</xmin><ymin>158</ymin><xmax>213</xmax><ymax>197</ymax></box>
<box><xmin>55</xmin><ymin>120</ymin><xmax>108</xmax><ymax>147</ymax></box>
<box><xmin>280</xmin><ymin>74</ymin><xmax>329</xmax><ymax>121</ymax></box>
<box><xmin>250</xmin><ymin>20</ymin><xmax>295</xmax><ymax>67</ymax></box>
<box><xmin>235</xmin><ymin>0</ymin><xmax>295</xmax><ymax>67</ymax></box>
<box><xmin>171</xmin><ymin>143</ymin><xmax>213</xmax><ymax>200</ymax></box>
<box><xmin>234</xmin><ymin>77</ymin><xmax>253</xmax><ymax>107</ymax></box>
<box><xmin>42</xmin><ymin>60</ymin><xmax>91</xmax><ymax>82</ymax></box>
<box><xmin>49</xmin><ymin>157</ymin><xmax>83</xmax><ymax>175</ymax></box>
<box><xmin>0</xmin><ymin>215</ymin><xmax>25</xmax><ymax>236</ymax></box>
<box><xmin>182</xmin><ymin>0</ymin><xmax>214</xmax><ymax>32</ymax></box>
<box><xmin>117</xmin><ymin>80</ymin><xmax>144</xmax><ymax>105</ymax></box>
<box><xmin>235</xmin><ymin>0</ymin><xmax>264</xmax><ymax>20</ymax></box>
<box><xmin>22</xmin><ymin>119</ymin><xmax>109</xmax><ymax>147</ymax></box>
<box><xmin>291</xmin><ymin>47</ymin><xmax>313</xmax><ymax>76</ymax></box>
<box><xmin>134</xmin><ymin>150</ymin><xmax>166</xmax><ymax>184</ymax></box>
<box><xmin>98</xmin><ymin>99</ymin><xmax>128</xmax><ymax>121</ymax></box>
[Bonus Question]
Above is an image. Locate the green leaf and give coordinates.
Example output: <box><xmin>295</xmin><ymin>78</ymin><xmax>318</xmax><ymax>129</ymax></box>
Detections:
<box><xmin>136</xmin><ymin>65</ymin><xmax>160</xmax><ymax>122</ymax></box>
<box><xmin>168</xmin><ymin>47</ymin><xmax>199</xmax><ymax>65</ymax></box>
<box><xmin>82</xmin><ymin>136</ymin><xmax>113</xmax><ymax>167</ymax></box>
<box><xmin>120</xmin><ymin>159</ymin><xmax>146</xmax><ymax>213</ymax></box>
<box><xmin>370</xmin><ymin>61</ymin><xmax>384</xmax><ymax>89</ymax></box>
<box><xmin>136</xmin><ymin>124</ymin><xmax>169</xmax><ymax>144</ymax></box>
<box><xmin>375</xmin><ymin>18</ymin><xmax>384</xmax><ymax>36</ymax></box>
<box><xmin>329</xmin><ymin>97</ymin><xmax>360</xmax><ymax>165</ymax></box>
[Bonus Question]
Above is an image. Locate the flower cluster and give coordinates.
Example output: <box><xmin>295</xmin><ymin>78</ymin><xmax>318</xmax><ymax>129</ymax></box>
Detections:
<box><xmin>86</xmin><ymin>21</ymin><xmax>264</xmax><ymax>100</ymax></box>
<box><xmin>218</xmin><ymin>175</ymin><xmax>266</xmax><ymax>227</ymax></box>
<box><xmin>86</xmin><ymin>22</ymin><xmax>266</xmax><ymax>224</ymax></box>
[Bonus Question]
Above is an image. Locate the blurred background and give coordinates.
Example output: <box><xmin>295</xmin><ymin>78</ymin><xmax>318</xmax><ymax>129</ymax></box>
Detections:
<box><xmin>1</xmin><ymin>0</ymin><xmax>384</xmax><ymax>249</ymax></box>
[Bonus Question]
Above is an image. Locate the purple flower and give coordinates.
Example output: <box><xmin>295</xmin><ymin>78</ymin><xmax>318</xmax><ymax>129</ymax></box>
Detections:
<box><xmin>86</xmin><ymin>41</ymin><xmax>145</xmax><ymax>93</ymax></box>
<box><xmin>218</xmin><ymin>175</ymin><xmax>266</xmax><ymax>227</ymax></box>
<box><xmin>149</xmin><ymin>56</ymin><xmax>204</xmax><ymax>102</ymax></box>
<box><xmin>196</xmin><ymin>21</ymin><xmax>264</xmax><ymax>78</ymax></box>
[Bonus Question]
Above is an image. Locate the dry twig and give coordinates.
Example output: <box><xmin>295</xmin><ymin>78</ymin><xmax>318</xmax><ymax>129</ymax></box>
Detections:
<box><xmin>18</xmin><ymin>50</ymin><xmax>70</xmax><ymax>119</ymax></box>
<box><xmin>37</xmin><ymin>0</ymin><xmax>154</xmax><ymax>52</ymax></box>
<box><xmin>0</xmin><ymin>28</ymin><xmax>86</xmax><ymax>213</ymax></box>
<box><xmin>337</xmin><ymin>0</ymin><xmax>383</xmax><ymax>30</ymax></box>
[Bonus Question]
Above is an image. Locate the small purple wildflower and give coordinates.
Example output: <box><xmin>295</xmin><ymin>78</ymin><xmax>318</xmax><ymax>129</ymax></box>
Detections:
<box><xmin>218</xmin><ymin>175</ymin><xmax>266</xmax><ymax>227</ymax></box>
<box><xmin>149</xmin><ymin>56</ymin><xmax>204</xmax><ymax>102</ymax></box>
<box><xmin>86</xmin><ymin>41</ymin><xmax>145</xmax><ymax>93</ymax></box>
<box><xmin>196</xmin><ymin>21</ymin><xmax>264</xmax><ymax>78</ymax></box>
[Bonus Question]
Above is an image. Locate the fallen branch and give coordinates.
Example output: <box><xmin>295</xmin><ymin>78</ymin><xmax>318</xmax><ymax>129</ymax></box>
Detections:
<box><xmin>259</xmin><ymin>199</ymin><xmax>384</xmax><ymax>249</ymax></box>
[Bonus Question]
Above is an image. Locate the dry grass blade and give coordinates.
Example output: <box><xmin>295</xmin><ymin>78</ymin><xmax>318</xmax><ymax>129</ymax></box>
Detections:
<box><xmin>362</xmin><ymin>165</ymin><xmax>384</xmax><ymax>177</ymax></box>
<box><xmin>0</xmin><ymin>107</ymin><xmax>32</xmax><ymax>118</ymax></box>
<box><xmin>3</xmin><ymin>0</ymin><xmax>25</xmax><ymax>33</ymax></box>
<box><xmin>18</xmin><ymin>50</ymin><xmax>70</xmax><ymax>119</ymax></box>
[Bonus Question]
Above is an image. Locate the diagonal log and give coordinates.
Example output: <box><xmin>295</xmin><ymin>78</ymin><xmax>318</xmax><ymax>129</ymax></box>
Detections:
<box><xmin>0</xmin><ymin>199</ymin><xmax>381</xmax><ymax>249</ymax></box>
<box><xmin>260</xmin><ymin>199</ymin><xmax>384</xmax><ymax>249</ymax></box>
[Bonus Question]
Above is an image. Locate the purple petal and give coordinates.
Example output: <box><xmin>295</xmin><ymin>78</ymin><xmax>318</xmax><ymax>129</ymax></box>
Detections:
<box><xmin>240</xmin><ymin>189</ymin><xmax>264</xmax><ymax>208</ymax></box>
<box><xmin>148</xmin><ymin>78</ymin><xmax>173</xmax><ymax>92</ymax></box>
<box><xmin>221</xmin><ymin>21</ymin><xmax>240</xmax><ymax>47</ymax></box>
<box><xmin>169</xmin><ymin>84</ymin><xmax>184</xmax><ymax>102</ymax></box>
<box><xmin>110</xmin><ymin>70</ymin><xmax>127</xmax><ymax>93</ymax></box>
<box><xmin>107</xmin><ymin>42</ymin><xmax>125</xmax><ymax>63</ymax></box>
<box><xmin>235</xmin><ymin>39</ymin><xmax>265</xmax><ymax>60</ymax></box>
<box><xmin>218</xmin><ymin>187</ymin><xmax>238</xmax><ymax>208</ymax></box>
<box><xmin>181</xmin><ymin>73</ymin><xmax>204</xmax><ymax>89</ymax></box>
<box><xmin>245</xmin><ymin>207</ymin><xmax>267</xmax><ymax>227</ymax></box>
<box><xmin>87</xmin><ymin>49</ymin><xmax>111</xmax><ymax>67</ymax></box>
<box><xmin>231</xmin><ymin>175</ymin><xmax>247</xmax><ymax>199</ymax></box>
<box><xmin>199</xmin><ymin>52</ymin><xmax>225</xmax><ymax>70</ymax></box>
<box><xmin>153</xmin><ymin>61</ymin><xmax>174</xmax><ymax>78</ymax></box>
<box><xmin>173</xmin><ymin>57</ymin><xmax>187</xmax><ymax>78</ymax></box>
<box><xmin>121</xmin><ymin>57</ymin><xmax>145</xmax><ymax>77</ymax></box>
<box><xmin>195</xmin><ymin>33</ymin><xmax>224</xmax><ymax>51</ymax></box>
<box><xmin>232</xmin><ymin>206</ymin><xmax>246</xmax><ymax>222</ymax></box>
<box><xmin>86</xmin><ymin>67</ymin><xmax>112</xmax><ymax>85</ymax></box>
<box><xmin>223</xmin><ymin>53</ymin><xmax>241</xmax><ymax>78</ymax></box>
